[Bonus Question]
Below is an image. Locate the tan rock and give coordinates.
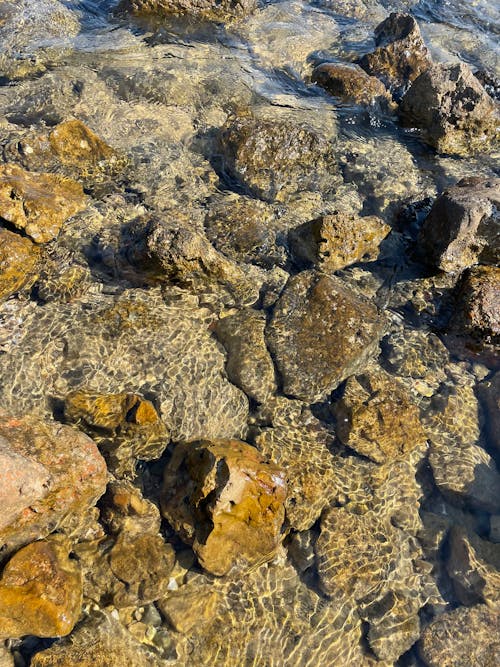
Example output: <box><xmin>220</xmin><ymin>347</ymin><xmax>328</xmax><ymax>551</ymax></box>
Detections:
<box><xmin>312</xmin><ymin>62</ymin><xmax>392</xmax><ymax>106</ymax></box>
<box><xmin>0</xmin><ymin>164</ymin><xmax>86</xmax><ymax>243</ymax></box>
<box><xmin>0</xmin><ymin>228</ymin><xmax>40</xmax><ymax>301</ymax></box>
<box><xmin>161</xmin><ymin>439</ymin><xmax>287</xmax><ymax>575</ymax></box>
<box><xmin>157</xmin><ymin>585</ymin><xmax>219</xmax><ymax>633</ymax></box>
<box><xmin>288</xmin><ymin>212</ymin><xmax>390</xmax><ymax>271</ymax></box>
<box><xmin>0</xmin><ymin>537</ymin><xmax>82</xmax><ymax>639</ymax></box>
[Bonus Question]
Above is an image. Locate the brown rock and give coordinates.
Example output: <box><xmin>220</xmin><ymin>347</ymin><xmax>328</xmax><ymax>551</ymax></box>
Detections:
<box><xmin>400</xmin><ymin>63</ymin><xmax>500</xmax><ymax>156</ymax></box>
<box><xmin>419</xmin><ymin>177</ymin><xmax>500</xmax><ymax>273</ymax></box>
<box><xmin>266</xmin><ymin>271</ymin><xmax>385</xmax><ymax>402</ymax></box>
<box><xmin>453</xmin><ymin>266</ymin><xmax>500</xmax><ymax>340</ymax></box>
<box><xmin>359</xmin><ymin>13</ymin><xmax>431</xmax><ymax>96</ymax></box>
<box><xmin>119</xmin><ymin>0</ymin><xmax>257</xmax><ymax>21</ymax></box>
<box><xmin>0</xmin><ymin>228</ymin><xmax>40</xmax><ymax>302</ymax></box>
<box><xmin>333</xmin><ymin>367</ymin><xmax>427</xmax><ymax>464</ymax></box>
<box><xmin>0</xmin><ymin>164</ymin><xmax>86</xmax><ymax>243</ymax></box>
<box><xmin>161</xmin><ymin>439</ymin><xmax>287</xmax><ymax>575</ymax></box>
<box><xmin>0</xmin><ymin>413</ymin><xmax>107</xmax><ymax>562</ymax></box>
<box><xmin>418</xmin><ymin>604</ymin><xmax>500</xmax><ymax>667</ymax></box>
<box><xmin>99</xmin><ymin>479</ymin><xmax>162</xmax><ymax>536</ymax></box>
<box><xmin>157</xmin><ymin>585</ymin><xmax>219</xmax><ymax>633</ymax></box>
<box><xmin>312</xmin><ymin>62</ymin><xmax>393</xmax><ymax>106</ymax></box>
<box><xmin>478</xmin><ymin>371</ymin><xmax>500</xmax><ymax>454</ymax></box>
<box><xmin>0</xmin><ymin>537</ymin><xmax>82</xmax><ymax>639</ymax></box>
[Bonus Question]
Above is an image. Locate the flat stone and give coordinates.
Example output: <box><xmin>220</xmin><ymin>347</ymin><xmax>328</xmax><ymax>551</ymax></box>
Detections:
<box><xmin>0</xmin><ymin>228</ymin><xmax>40</xmax><ymax>302</ymax></box>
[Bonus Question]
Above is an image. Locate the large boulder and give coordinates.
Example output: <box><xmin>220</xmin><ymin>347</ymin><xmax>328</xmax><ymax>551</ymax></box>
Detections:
<box><xmin>400</xmin><ymin>63</ymin><xmax>500</xmax><ymax>155</ymax></box>
<box><xmin>161</xmin><ymin>439</ymin><xmax>287</xmax><ymax>575</ymax></box>
<box><xmin>419</xmin><ymin>177</ymin><xmax>500</xmax><ymax>273</ymax></box>
<box><xmin>0</xmin><ymin>228</ymin><xmax>40</xmax><ymax>302</ymax></box>
<box><xmin>266</xmin><ymin>271</ymin><xmax>385</xmax><ymax>402</ymax></box>
<box><xmin>119</xmin><ymin>0</ymin><xmax>257</xmax><ymax>21</ymax></box>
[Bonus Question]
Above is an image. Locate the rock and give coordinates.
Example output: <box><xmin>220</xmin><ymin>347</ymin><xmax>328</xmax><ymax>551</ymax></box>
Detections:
<box><xmin>219</xmin><ymin>112</ymin><xmax>337</xmax><ymax>203</ymax></box>
<box><xmin>119</xmin><ymin>0</ymin><xmax>257</xmax><ymax>21</ymax></box>
<box><xmin>161</xmin><ymin>439</ymin><xmax>287</xmax><ymax>575</ymax></box>
<box><xmin>332</xmin><ymin>367</ymin><xmax>427</xmax><ymax>464</ymax></box>
<box><xmin>215</xmin><ymin>309</ymin><xmax>277</xmax><ymax>404</ymax></box>
<box><xmin>474</xmin><ymin>69</ymin><xmax>500</xmax><ymax>101</ymax></box>
<box><xmin>453</xmin><ymin>266</ymin><xmax>500</xmax><ymax>340</ymax></box>
<box><xmin>478</xmin><ymin>371</ymin><xmax>500</xmax><ymax>454</ymax></box>
<box><xmin>359</xmin><ymin>13</ymin><xmax>431</xmax><ymax>97</ymax></box>
<box><xmin>419</xmin><ymin>177</ymin><xmax>500</xmax><ymax>273</ymax></box>
<box><xmin>418</xmin><ymin>604</ymin><xmax>500</xmax><ymax>667</ymax></box>
<box><xmin>447</xmin><ymin>527</ymin><xmax>500</xmax><ymax>606</ymax></box>
<box><xmin>400</xmin><ymin>63</ymin><xmax>500</xmax><ymax>156</ymax></box>
<box><xmin>312</xmin><ymin>62</ymin><xmax>392</xmax><ymax>106</ymax></box>
<box><xmin>157</xmin><ymin>585</ymin><xmax>219</xmax><ymax>633</ymax></box>
<box><xmin>0</xmin><ymin>164</ymin><xmax>87</xmax><ymax>243</ymax></box>
<box><xmin>35</xmin><ymin>248</ymin><xmax>91</xmax><ymax>304</ymax></box>
<box><xmin>30</xmin><ymin>610</ymin><xmax>162</xmax><ymax>667</ymax></box>
<box><xmin>0</xmin><ymin>413</ymin><xmax>107</xmax><ymax>562</ymax></box>
<box><xmin>0</xmin><ymin>228</ymin><xmax>40</xmax><ymax>302</ymax></box>
<box><xmin>266</xmin><ymin>271</ymin><xmax>385</xmax><ymax>402</ymax></box>
<box><xmin>0</xmin><ymin>537</ymin><xmax>82</xmax><ymax>639</ymax></box>
<box><xmin>99</xmin><ymin>480</ymin><xmax>162</xmax><ymax>536</ymax></box>
<box><xmin>0</xmin><ymin>646</ymin><xmax>13</xmax><ymax>667</ymax></box>
<box><xmin>64</xmin><ymin>389</ymin><xmax>169</xmax><ymax>477</ymax></box>
<box><xmin>288</xmin><ymin>212</ymin><xmax>390</xmax><ymax>272</ymax></box>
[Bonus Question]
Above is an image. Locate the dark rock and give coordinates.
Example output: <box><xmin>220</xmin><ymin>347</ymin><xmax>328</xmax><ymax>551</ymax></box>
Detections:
<box><xmin>419</xmin><ymin>177</ymin><xmax>500</xmax><ymax>273</ymax></box>
<box><xmin>452</xmin><ymin>266</ymin><xmax>500</xmax><ymax>341</ymax></box>
<box><xmin>400</xmin><ymin>63</ymin><xmax>500</xmax><ymax>155</ymax></box>
<box><xmin>119</xmin><ymin>0</ymin><xmax>257</xmax><ymax>21</ymax></box>
<box><xmin>266</xmin><ymin>271</ymin><xmax>385</xmax><ymax>402</ymax></box>
<box><xmin>312</xmin><ymin>62</ymin><xmax>393</xmax><ymax>107</ymax></box>
<box><xmin>474</xmin><ymin>69</ymin><xmax>500</xmax><ymax>101</ymax></box>
<box><xmin>477</xmin><ymin>371</ymin><xmax>500</xmax><ymax>454</ymax></box>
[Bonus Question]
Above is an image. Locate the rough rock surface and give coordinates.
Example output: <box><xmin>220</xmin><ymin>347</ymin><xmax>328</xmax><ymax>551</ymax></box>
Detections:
<box><xmin>161</xmin><ymin>439</ymin><xmax>287</xmax><ymax>575</ymax></box>
<box><xmin>119</xmin><ymin>0</ymin><xmax>257</xmax><ymax>21</ymax></box>
<box><xmin>332</xmin><ymin>367</ymin><xmax>427</xmax><ymax>464</ymax></box>
<box><xmin>0</xmin><ymin>413</ymin><xmax>107</xmax><ymax>562</ymax></box>
<box><xmin>359</xmin><ymin>13</ymin><xmax>431</xmax><ymax>96</ymax></box>
<box><xmin>219</xmin><ymin>113</ymin><xmax>337</xmax><ymax>202</ymax></box>
<box><xmin>215</xmin><ymin>309</ymin><xmax>277</xmax><ymax>404</ymax></box>
<box><xmin>0</xmin><ymin>164</ymin><xmax>87</xmax><ymax>243</ymax></box>
<box><xmin>400</xmin><ymin>63</ymin><xmax>500</xmax><ymax>155</ymax></box>
<box><xmin>0</xmin><ymin>228</ymin><xmax>40</xmax><ymax>302</ymax></box>
<box><xmin>266</xmin><ymin>271</ymin><xmax>385</xmax><ymax>402</ymax></box>
<box><xmin>419</xmin><ymin>177</ymin><xmax>500</xmax><ymax>273</ymax></box>
<box><xmin>0</xmin><ymin>537</ymin><xmax>82</xmax><ymax>639</ymax></box>
<box><xmin>288</xmin><ymin>212</ymin><xmax>390</xmax><ymax>271</ymax></box>
<box><xmin>64</xmin><ymin>389</ymin><xmax>169</xmax><ymax>477</ymax></box>
<box><xmin>312</xmin><ymin>62</ymin><xmax>392</xmax><ymax>106</ymax></box>
<box><xmin>453</xmin><ymin>265</ymin><xmax>500</xmax><ymax>340</ymax></box>
<box><xmin>418</xmin><ymin>604</ymin><xmax>500</xmax><ymax>667</ymax></box>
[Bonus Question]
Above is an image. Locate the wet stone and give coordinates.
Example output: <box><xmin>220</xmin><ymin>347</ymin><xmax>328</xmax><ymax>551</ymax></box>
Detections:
<box><xmin>400</xmin><ymin>62</ymin><xmax>500</xmax><ymax>156</ymax></box>
<box><xmin>266</xmin><ymin>270</ymin><xmax>385</xmax><ymax>402</ymax></box>
<box><xmin>452</xmin><ymin>265</ymin><xmax>500</xmax><ymax>341</ymax></box>
<box><xmin>161</xmin><ymin>439</ymin><xmax>287</xmax><ymax>576</ymax></box>
<box><xmin>119</xmin><ymin>0</ymin><xmax>257</xmax><ymax>21</ymax></box>
<box><xmin>478</xmin><ymin>370</ymin><xmax>500</xmax><ymax>454</ymax></box>
<box><xmin>312</xmin><ymin>62</ymin><xmax>393</xmax><ymax>107</ymax></box>
<box><xmin>157</xmin><ymin>584</ymin><xmax>219</xmax><ymax>634</ymax></box>
<box><xmin>0</xmin><ymin>228</ymin><xmax>40</xmax><ymax>302</ymax></box>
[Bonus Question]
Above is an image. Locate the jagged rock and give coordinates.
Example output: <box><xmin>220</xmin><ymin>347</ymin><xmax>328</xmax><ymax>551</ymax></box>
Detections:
<box><xmin>359</xmin><ymin>13</ymin><xmax>431</xmax><ymax>96</ymax></box>
<box><xmin>478</xmin><ymin>371</ymin><xmax>500</xmax><ymax>454</ymax></box>
<box><xmin>419</xmin><ymin>177</ymin><xmax>500</xmax><ymax>273</ymax></box>
<box><xmin>266</xmin><ymin>271</ymin><xmax>385</xmax><ymax>402</ymax></box>
<box><xmin>215</xmin><ymin>309</ymin><xmax>277</xmax><ymax>404</ymax></box>
<box><xmin>157</xmin><ymin>584</ymin><xmax>219</xmax><ymax>633</ymax></box>
<box><xmin>119</xmin><ymin>0</ymin><xmax>257</xmax><ymax>21</ymax></box>
<box><xmin>288</xmin><ymin>212</ymin><xmax>390</xmax><ymax>271</ymax></box>
<box><xmin>0</xmin><ymin>228</ymin><xmax>40</xmax><ymax>302</ymax></box>
<box><xmin>312</xmin><ymin>62</ymin><xmax>393</xmax><ymax>106</ymax></box>
<box><xmin>0</xmin><ymin>537</ymin><xmax>82</xmax><ymax>639</ymax></box>
<box><xmin>418</xmin><ymin>604</ymin><xmax>500</xmax><ymax>667</ymax></box>
<box><xmin>64</xmin><ymin>389</ymin><xmax>169</xmax><ymax>477</ymax></box>
<box><xmin>447</xmin><ymin>527</ymin><xmax>500</xmax><ymax>606</ymax></box>
<box><xmin>452</xmin><ymin>266</ymin><xmax>500</xmax><ymax>340</ymax></box>
<box><xmin>0</xmin><ymin>413</ymin><xmax>107</xmax><ymax>562</ymax></box>
<box><xmin>400</xmin><ymin>63</ymin><xmax>500</xmax><ymax>155</ymax></box>
<box><xmin>219</xmin><ymin>112</ymin><xmax>337</xmax><ymax>203</ymax></box>
<box><xmin>161</xmin><ymin>439</ymin><xmax>287</xmax><ymax>575</ymax></box>
<box><xmin>0</xmin><ymin>164</ymin><xmax>87</xmax><ymax>243</ymax></box>
<box><xmin>30</xmin><ymin>610</ymin><xmax>162</xmax><ymax>667</ymax></box>
<box><xmin>474</xmin><ymin>69</ymin><xmax>500</xmax><ymax>101</ymax></box>
<box><xmin>332</xmin><ymin>367</ymin><xmax>427</xmax><ymax>464</ymax></box>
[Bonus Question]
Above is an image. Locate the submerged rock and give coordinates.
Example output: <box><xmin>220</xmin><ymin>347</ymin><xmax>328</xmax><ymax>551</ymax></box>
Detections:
<box><xmin>418</xmin><ymin>604</ymin><xmax>500</xmax><ymax>667</ymax></box>
<box><xmin>0</xmin><ymin>164</ymin><xmax>87</xmax><ymax>243</ymax></box>
<box><xmin>266</xmin><ymin>271</ymin><xmax>385</xmax><ymax>402</ymax></box>
<box><xmin>478</xmin><ymin>370</ymin><xmax>500</xmax><ymax>454</ymax></box>
<box><xmin>312</xmin><ymin>62</ymin><xmax>392</xmax><ymax>107</ymax></box>
<box><xmin>0</xmin><ymin>537</ymin><xmax>82</xmax><ymax>639</ymax></box>
<box><xmin>0</xmin><ymin>228</ymin><xmax>40</xmax><ymax>302</ymax></box>
<box><xmin>359</xmin><ymin>13</ymin><xmax>431</xmax><ymax>97</ymax></box>
<box><xmin>288</xmin><ymin>212</ymin><xmax>390</xmax><ymax>271</ymax></box>
<box><xmin>119</xmin><ymin>0</ymin><xmax>257</xmax><ymax>21</ymax></box>
<box><xmin>419</xmin><ymin>177</ymin><xmax>500</xmax><ymax>273</ymax></box>
<box><xmin>452</xmin><ymin>265</ymin><xmax>500</xmax><ymax>340</ymax></box>
<box><xmin>161</xmin><ymin>439</ymin><xmax>287</xmax><ymax>575</ymax></box>
<box><xmin>400</xmin><ymin>63</ymin><xmax>500</xmax><ymax>155</ymax></box>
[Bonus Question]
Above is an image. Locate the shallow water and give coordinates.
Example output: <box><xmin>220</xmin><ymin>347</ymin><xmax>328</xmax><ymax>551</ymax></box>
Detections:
<box><xmin>0</xmin><ymin>0</ymin><xmax>499</xmax><ymax>665</ymax></box>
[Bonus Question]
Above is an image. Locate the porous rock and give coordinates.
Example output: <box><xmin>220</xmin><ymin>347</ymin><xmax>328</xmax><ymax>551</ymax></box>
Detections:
<box><xmin>0</xmin><ymin>164</ymin><xmax>86</xmax><ymax>244</ymax></box>
<box><xmin>312</xmin><ymin>62</ymin><xmax>392</xmax><ymax>106</ymax></box>
<box><xmin>452</xmin><ymin>265</ymin><xmax>500</xmax><ymax>340</ymax></box>
<box><xmin>161</xmin><ymin>439</ymin><xmax>287</xmax><ymax>575</ymax></box>
<box><xmin>266</xmin><ymin>270</ymin><xmax>385</xmax><ymax>402</ymax></box>
<box><xmin>419</xmin><ymin>177</ymin><xmax>500</xmax><ymax>273</ymax></box>
<box><xmin>400</xmin><ymin>63</ymin><xmax>500</xmax><ymax>156</ymax></box>
<box><xmin>119</xmin><ymin>0</ymin><xmax>257</xmax><ymax>21</ymax></box>
<box><xmin>0</xmin><ymin>228</ymin><xmax>40</xmax><ymax>302</ymax></box>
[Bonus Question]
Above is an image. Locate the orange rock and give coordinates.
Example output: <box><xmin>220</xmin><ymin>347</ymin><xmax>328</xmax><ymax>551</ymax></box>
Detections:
<box><xmin>48</xmin><ymin>120</ymin><xmax>115</xmax><ymax>167</ymax></box>
<box><xmin>0</xmin><ymin>227</ymin><xmax>40</xmax><ymax>301</ymax></box>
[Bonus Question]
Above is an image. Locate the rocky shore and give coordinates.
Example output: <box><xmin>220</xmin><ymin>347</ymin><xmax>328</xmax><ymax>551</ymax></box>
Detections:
<box><xmin>0</xmin><ymin>0</ymin><xmax>499</xmax><ymax>665</ymax></box>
